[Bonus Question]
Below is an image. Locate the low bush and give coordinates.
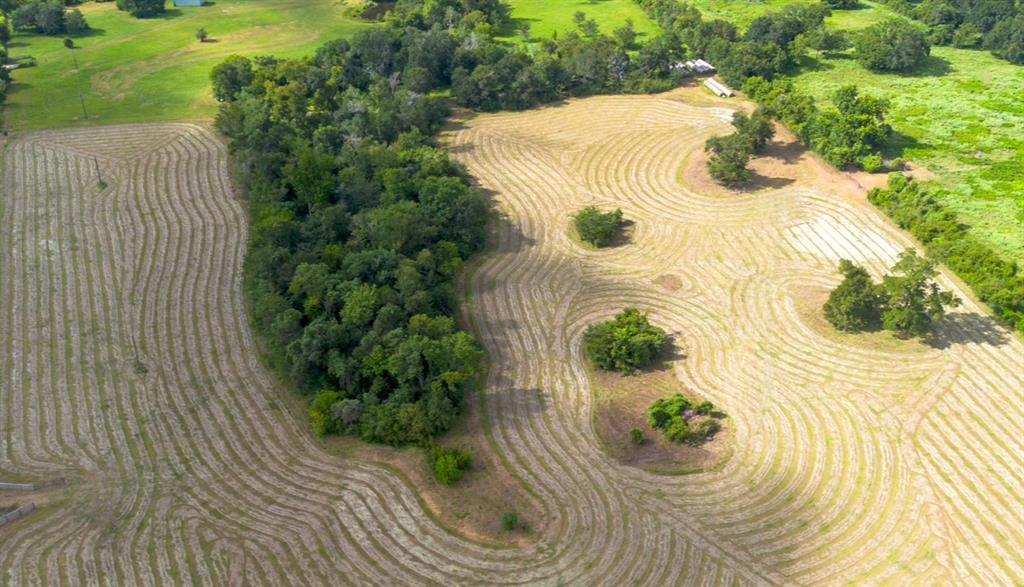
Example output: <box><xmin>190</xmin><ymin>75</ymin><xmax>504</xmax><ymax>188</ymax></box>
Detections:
<box><xmin>573</xmin><ymin>206</ymin><xmax>624</xmax><ymax>247</ymax></box>
<box><xmin>647</xmin><ymin>394</ymin><xmax>721</xmax><ymax>446</ymax></box>
<box><xmin>427</xmin><ymin>445</ymin><xmax>473</xmax><ymax>485</ymax></box>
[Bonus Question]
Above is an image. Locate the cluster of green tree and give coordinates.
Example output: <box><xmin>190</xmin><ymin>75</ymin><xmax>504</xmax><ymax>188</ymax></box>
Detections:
<box><xmin>853</xmin><ymin>18</ymin><xmax>931</xmax><ymax>72</ymax></box>
<box><xmin>635</xmin><ymin>0</ymin><xmax>838</xmax><ymax>86</ymax></box>
<box><xmin>448</xmin><ymin>9</ymin><xmax>690</xmax><ymax>110</ymax></box>
<box><xmin>885</xmin><ymin>0</ymin><xmax>1024</xmax><ymax>63</ymax></box>
<box><xmin>573</xmin><ymin>206</ymin><xmax>624</xmax><ymax>247</ymax></box>
<box><xmin>216</xmin><ymin>21</ymin><xmax>504</xmax><ymax>444</ymax></box>
<box><xmin>647</xmin><ymin>394</ymin><xmax>719</xmax><ymax>445</ymax></box>
<box><xmin>744</xmin><ymin>78</ymin><xmax>895</xmax><ymax>170</ymax></box>
<box><xmin>426</xmin><ymin>445</ymin><xmax>473</xmax><ymax>485</ymax></box>
<box><xmin>583</xmin><ymin>308</ymin><xmax>668</xmax><ymax>374</ymax></box>
<box><xmin>825</xmin><ymin>250</ymin><xmax>960</xmax><ymax>337</ymax></box>
<box><xmin>9</xmin><ymin>1</ymin><xmax>88</xmax><ymax>35</ymax></box>
<box><xmin>704</xmin><ymin>108</ymin><xmax>774</xmax><ymax>185</ymax></box>
<box><xmin>116</xmin><ymin>0</ymin><xmax>165</xmax><ymax>18</ymax></box>
<box><xmin>868</xmin><ymin>174</ymin><xmax>1024</xmax><ymax>331</ymax></box>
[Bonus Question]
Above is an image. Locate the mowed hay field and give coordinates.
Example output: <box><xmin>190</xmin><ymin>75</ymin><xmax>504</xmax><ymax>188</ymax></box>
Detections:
<box><xmin>1</xmin><ymin>0</ymin><xmax>371</xmax><ymax>130</ymax></box>
<box><xmin>2</xmin><ymin>97</ymin><xmax>1024</xmax><ymax>585</ymax></box>
<box><xmin>446</xmin><ymin>89</ymin><xmax>1024</xmax><ymax>584</ymax></box>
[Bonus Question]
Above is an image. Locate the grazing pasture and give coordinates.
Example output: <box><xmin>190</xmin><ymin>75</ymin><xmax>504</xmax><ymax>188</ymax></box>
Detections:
<box><xmin>1</xmin><ymin>0</ymin><xmax>371</xmax><ymax>130</ymax></box>
<box><xmin>502</xmin><ymin>0</ymin><xmax>657</xmax><ymax>42</ymax></box>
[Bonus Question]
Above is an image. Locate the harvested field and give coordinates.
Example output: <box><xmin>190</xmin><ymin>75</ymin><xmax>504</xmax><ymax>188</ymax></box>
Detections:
<box><xmin>446</xmin><ymin>90</ymin><xmax>1024</xmax><ymax>584</ymax></box>
<box><xmin>2</xmin><ymin>94</ymin><xmax>1024</xmax><ymax>586</ymax></box>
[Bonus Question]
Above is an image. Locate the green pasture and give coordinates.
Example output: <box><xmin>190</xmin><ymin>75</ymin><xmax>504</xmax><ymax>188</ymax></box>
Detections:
<box><xmin>2</xmin><ymin>0</ymin><xmax>371</xmax><ymax>130</ymax></box>
<box><xmin>502</xmin><ymin>0</ymin><xmax>657</xmax><ymax>42</ymax></box>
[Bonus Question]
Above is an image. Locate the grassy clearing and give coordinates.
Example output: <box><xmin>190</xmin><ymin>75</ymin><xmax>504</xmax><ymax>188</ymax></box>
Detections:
<box><xmin>501</xmin><ymin>0</ymin><xmax>657</xmax><ymax>43</ymax></box>
<box><xmin>793</xmin><ymin>45</ymin><xmax>1024</xmax><ymax>263</ymax></box>
<box><xmin>2</xmin><ymin>0</ymin><xmax>372</xmax><ymax>130</ymax></box>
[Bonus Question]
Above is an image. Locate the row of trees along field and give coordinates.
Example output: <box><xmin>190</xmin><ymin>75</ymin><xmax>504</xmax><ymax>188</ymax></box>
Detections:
<box><xmin>883</xmin><ymin>0</ymin><xmax>1024</xmax><ymax>63</ymax></box>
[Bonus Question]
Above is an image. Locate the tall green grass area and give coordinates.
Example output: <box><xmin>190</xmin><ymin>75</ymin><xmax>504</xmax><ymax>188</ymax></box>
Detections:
<box><xmin>501</xmin><ymin>0</ymin><xmax>658</xmax><ymax>43</ymax></box>
<box><xmin>3</xmin><ymin>0</ymin><xmax>372</xmax><ymax>130</ymax></box>
<box><xmin>794</xmin><ymin>48</ymin><xmax>1024</xmax><ymax>263</ymax></box>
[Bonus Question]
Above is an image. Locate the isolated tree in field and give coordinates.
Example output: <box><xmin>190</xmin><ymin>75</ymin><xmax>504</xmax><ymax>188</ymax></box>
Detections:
<box><xmin>584</xmin><ymin>308</ymin><xmax>668</xmax><ymax>374</ymax></box>
<box><xmin>824</xmin><ymin>259</ymin><xmax>884</xmax><ymax>331</ymax></box>
<box><xmin>573</xmin><ymin>206</ymin><xmax>624</xmax><ymax>247</ymax></box>
<box><xmin>501</xmin><ymin>511</ymin><xmax>520</xmax><ymax>531</ymax></box>
<box><xmin>210</xmin><ymin>55</ymin><xmax>254</xmax><ymax>101</ymax></box>
<box><xmin>63</xmin><ymin>37</ymin><xmax>74</xmax><ymax>50</ymax></box>
<box><xmin>705</xmin><ymin>133</ymin><xmax>752</xmax><ymax>185</ymax></box>
<box><xmin>880</xmin><ymin>249</ymin><xmax>960</xmax><ymax>337</ymax></box>
<box><xmin>855</xmin><ymin>19</ymin><xmax>931</xmax><ymax>72</ymax></box>
<box><xmin>196</xmin><ymin>28</ymin><xmax>208</xmax><ymax>43</ymax></box>
<box><xmin>732</xmin><ymin>109</ymin><xmax>775</xmax><ymax>152</ymax></box>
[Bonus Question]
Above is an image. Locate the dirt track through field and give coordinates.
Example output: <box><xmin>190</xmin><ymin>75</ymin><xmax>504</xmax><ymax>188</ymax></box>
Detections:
<box><xmin>0</xmin><ymin>93</ymin><xmax>1022</xmax><ymax>585</ymax></box>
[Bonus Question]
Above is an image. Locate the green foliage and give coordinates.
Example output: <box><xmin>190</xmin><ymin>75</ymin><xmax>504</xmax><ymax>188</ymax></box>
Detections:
<box><xmin>11</xmin><ymin>2</ymin><xmax>81</xmax><ymax>36</ymax></box>
<box><xmin>869</xmin><ymin>174</ymin><xmax>1024</xmax><ymax>331</ymax></box>
<box><xmin>629</xmin><ymin>428</ymin><xmax>646</xmax><ymax>444</ymax></box>
<box><xmin>855</xmin><ymin>18</ymin><xmax>931</xmax><ymax>71</ymax></box>
<box><xmin>116</xmin><ymin>0</ymin><xmax>166</xmax><ymax>19</ymax></box>
<box><xmin>573</xmin><ymin>206</ymin><xmax>624</xmax><ymax>247</ymax></box>
<box><xmin>704</xmin><ymin>108</ymin><xmax>775</xmax><ymax>185</ymax></box>
<box><xmin>584</xmin><ymin>308</ymin><xmax>668</xmax><ymax>374</ymax></box>
<box><xmin>501</xmin><ymin>511</ymin><xmax>520</xmax><ymax>531</ymax></box>
<box><xmin>219</xmin><ymin>24</ymin><xmax>498</xmax><ymax>445</ymax></box>
<box><xmin>427</xmin><ymin>445</ymin><xmax>473</xmax><ymax>485</ymax></box>
<box><xmin>705</xmin><ymin>133</ymin><xmax>752</xmax><ymax>185</ymax></box>
<box><xmin>647</xmin><ymin>394</ymin><xmax>721</xmax><ymax>446</ymax></box>
<box><xmin>880</xmin><ymin>249</ymin><xmax>960</xmax><ymax>337</ymax></box>
<box><xmin>824</xmin><ymin>259</ymin><xmax>884</xmax><ymax>331</ymax></box>
<box><xmin>823</xmin><ymin>246</ymin><xmax>961</xmax><ymax>337</ymax></box>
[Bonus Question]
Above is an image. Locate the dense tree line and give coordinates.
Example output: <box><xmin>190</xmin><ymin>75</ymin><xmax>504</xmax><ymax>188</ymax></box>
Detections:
<box><xmin>216</xmin><ymin>6</ymin><xmax>508</xmax><ymax>445</ymax></box>
<box><xmin>0</xmin><ymin>15</ymin><xmax>10</xmax><ymax>116</ymax></box>
<box><xmin>825</xmin><ymin>250</ymin><xmax>960</xmax><ymax>337</ymax></box>
<box><xmin>743</xmin><ymin>78</ymin><xmax>894</xmax><ymax>170</ymax></box>
<box><xmin>886</xmin><ymin>0</ymin><xmax>1024</xmax><ymax>63</ymax></box>
<box><xmin>869</xmin><ymin>174</ymin><xmax>1024</xmax><ymax>331</ymax></box>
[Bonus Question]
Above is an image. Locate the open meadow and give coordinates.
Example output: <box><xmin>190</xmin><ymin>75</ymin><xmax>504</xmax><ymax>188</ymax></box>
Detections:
<box><xmin>1</xmin><ymin>0</ymin><xmax>371</xmax><ymax>130</ymax></box>
<box><xmin>4</xmin><ymin>87</ymin><xmax>1024</xmax><ymax>584</ymax></box>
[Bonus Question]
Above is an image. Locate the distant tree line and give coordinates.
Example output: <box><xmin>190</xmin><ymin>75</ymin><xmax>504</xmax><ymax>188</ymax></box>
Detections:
<box><xmin>884</xmin><ymin>0</ymin><xmax>1024</xmax><ymax>63</ymax></box>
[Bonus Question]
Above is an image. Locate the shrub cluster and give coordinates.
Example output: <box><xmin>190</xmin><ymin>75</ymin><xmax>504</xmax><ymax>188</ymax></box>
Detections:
<box><xmin>825</xmin><ymin>249</ymin><xmax>960</xmax><ymax>337</ymax></box>
<box><xmin>647</xmin><ymin>394</ymin><xmax>719</xmax><ymax>445</ymax></box>
<box><xmin>868</xmin><ymin>174</ymin><xmax>1024</xmax><ymax>331</ymax></box>
<box><xmin>704</xmin><ymin>109</ymin><xmax>774</xmax><ymax>185</ymax></box>
<box><xmin>426</xmin><ymin>445</ymin><xmax>473</xmax><ymax>485</ymax></box>
<box><xmin>573</xmin><ymin>206</ymin><xmax>624</xmax><ymax>247</ymax></box>
<box><xmin>583</xmin><ymin>308</ymin><xmax>668</xmax><ymax>374</ymax></box>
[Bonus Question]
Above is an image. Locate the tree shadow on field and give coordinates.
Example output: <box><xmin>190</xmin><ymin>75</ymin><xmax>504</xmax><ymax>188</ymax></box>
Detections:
<box><xmin>745</xmin><ymin>171</ymin><xmax>795</xmax><ymax>191</ymax></box>
<box><xmin>900</xmin><ymin>55</ymin><xmax>953</xmax><ymax>78</ymax></box>
<box><xmin>926</xmin><ymin>312</ymin><xmax>1011</xmax><ymax>349</ymax></box>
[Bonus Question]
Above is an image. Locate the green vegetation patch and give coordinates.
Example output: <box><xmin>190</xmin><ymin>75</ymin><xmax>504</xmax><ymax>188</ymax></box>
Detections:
<box><xmin>647</xmin><ymin>394</ymin><xmax>720</xmax><ymax>445</ymax></box>
<box><xmin>584</xmin><ymin>308</ymin><xmax>668</xmax><ymax>375</ymax></box>
<box><xmin>2</xmin><ymin>0</ymin><xmax>372</xmax><ymax>129</ymax></box>
<box><xmin>501</xmin><ymin>0</ymin><xmax>657</xmax><ymax>42</ymax></box>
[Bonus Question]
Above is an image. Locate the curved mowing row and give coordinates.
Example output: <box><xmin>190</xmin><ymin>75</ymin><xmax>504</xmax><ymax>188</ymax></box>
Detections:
<box><xmin>1</xmin><ymin>95</ymin><xmax>1022</xmax><ymax>585</ymax></box>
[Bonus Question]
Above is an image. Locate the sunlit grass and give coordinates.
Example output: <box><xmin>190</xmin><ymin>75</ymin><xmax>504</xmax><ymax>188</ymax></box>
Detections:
<box><xmin>2</xmin><ymin>0</ymin><xmax>372</xmax><ymax>129</ymax></box>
